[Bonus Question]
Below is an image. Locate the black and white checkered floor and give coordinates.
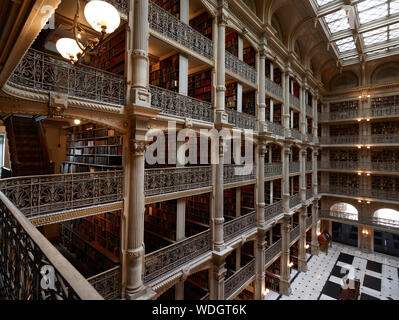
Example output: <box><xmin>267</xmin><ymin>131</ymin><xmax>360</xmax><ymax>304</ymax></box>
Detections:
<box><xmin>265</xmin><ymin>242</ymin><xmax>399</xmax><ymax>300</ymax></box>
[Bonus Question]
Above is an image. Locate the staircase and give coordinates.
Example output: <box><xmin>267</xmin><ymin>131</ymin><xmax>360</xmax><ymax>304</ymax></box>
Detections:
<box><xmin>4</xmin><ymin>116</ymin><xmax>53</xmax><ymax>177</ymax></box>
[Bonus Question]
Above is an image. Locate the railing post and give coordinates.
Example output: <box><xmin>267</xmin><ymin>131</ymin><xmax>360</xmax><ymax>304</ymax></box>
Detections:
<box><xmin>257</xmin><ymin>142</ymin><xmax>266</xmax><ymax>226</ymax></box>
<box><xmin>311</xmin><ymin>200</ymin><xmax>320</xmax><ymax>255</ymax></box>
<box><xmin>282</xmin><ymin>142</ymin><xmax>291</xmax><ymax>212</ymax></box>
<box><xmin>254</xmin><ymin>229</ymin><xmax>267</xmax><ymax>300</ymax></box>
<box><xmin>300</xmin><ymin>147</ymin><xmax>306</xmax><ymax>202</ymax></box>
<box><xmin>298</xmin><ymin>207</ymin><xmax>308</xmax><ymax>272</ymax></box>
<box><xmin>312</xmin><ymin>147</ymin><xmax>318</xmax><ymax>196</ymax></box>
<box><xmin>279</xmin><ymin>217</ymin><xmax>291</xmax><ymax>296</ymax></box>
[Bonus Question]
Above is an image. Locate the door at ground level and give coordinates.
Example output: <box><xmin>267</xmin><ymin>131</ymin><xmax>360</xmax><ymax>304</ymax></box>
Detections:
<box><xmin>374</xmin><ymin>230</ymin><xmax>399</xmax><ymax>258</ymax></box>
<box><xmin>332</xmin><ymin>222</ymin><xmax>358</xmax><ymax>248</ymax></box>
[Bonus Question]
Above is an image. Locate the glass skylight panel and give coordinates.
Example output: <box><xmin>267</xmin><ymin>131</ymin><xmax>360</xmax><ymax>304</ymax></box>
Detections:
<box><xmin>389</xmin><ymin>23</ymin><xmax>399</xmax><ymax>40</ymax></box>
<box><xmin>324</xmin><ymin>9</ymin><xmax>351</xmax><ymax>33</ymax></box>
<box><xmin>316</xmin><ymin>0</ymin><xmax>336</xmax><ymax>6</ymax></box>
<box><xmin>335</xmin><ymin>37</ymin><xmax>356</xmax><ymax>52</ymax></box>
<box><xmin>358</xmin><ymin>1</ymin><xmax>388</xmax><ymax>24</ymax></box>
<box><xmin>391</xmin><ymin>0</ymin><xmax>399</xmax><ymax>14</ymax></box>
<box><xmin>363</xmin><ymin>26</ymin><xmax>388</xmax><ymax>45</ymax></box>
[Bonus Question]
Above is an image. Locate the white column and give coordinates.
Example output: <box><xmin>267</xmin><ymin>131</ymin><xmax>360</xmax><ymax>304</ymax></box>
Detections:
<box><xmin>257</xmin><ymin>143</ymin><xmax>266</xmax><ymax>225</ymax></box>
<box><xmin>311</xmin><ymin>200</ymin><xmax>320</xmax><ymax>255</ymax></box>
<box><xmin>235</xmin><ymin>248</ymin><xmax>241</xmax><ymax>271</ymax></box>
<box><xmin>215</xmin><ymin>12</ymin><xmax>226</xmax><ymax>114</ymax></box>
<box><xmin>280</xmin><ymin>218</ymin><xmax>291</xmax><ymax>296</ymax></box>
<box><xmin>312</xmin><ymin>148</ymin><xmax>318</xmax><ymax>195</ymax></box>
<box><xmin>298</xmin><ymin>208</ymin><xmax>308</xmax><ymax>272</ymax></box>
<box><xmin>238</xmin><ymin>35</ymin><xmax>244</xmax><ymax>60</ymax></box>
<box><xmin>300</xmin><ymin>148</ymin><xmax>306</xmax><ymax>202</ymax></box>
<box><xmin>270</xmin><ymin>181</ymin><xmax>273</xmax><ymax>205</ymax></box>
<box><xmin>175</xmin><ymin>281</ymin><xmax>185</xmax><ymax>300</ymax></box>
<box><xmin>236</xmin><ymin>187</ymin><xmax>241</xmax><ymax>217</ymax></box>
<box><xmin>270</xmin><ymin>99</ymin><xmax>274</xmax><ymax>122</ymax></box>
<box><xmin>282</xmin><ymin>71</ymin><xmax>290</xmax><ymax>134</ymax></box>
<box><xmin>254</xmin><ymin>230</ymin><xmax>266</xmax><ymax>300</ymax></box>
<box><xmin>270</xmin><ymin>62</ymin><xmax>274</xmax><ymax>81</ymax></box>
<box><xmin>282</xmin><ymin>143</ymin><xmax>291</xmax><ymax>212</ymax></box>
<box><xmin>237</xmin><ymin>83</ymin><xmax>243</xmax><ymax>112</ymax></box>
<box><xmin>176</xmin><ymin>199</ymin><xmax>186</xmax><ymax>241</ymax></box>
<box><xmin>258</xmin><ymin>49</ymin><xmax>266</xmax><ymax>124</ymax></box>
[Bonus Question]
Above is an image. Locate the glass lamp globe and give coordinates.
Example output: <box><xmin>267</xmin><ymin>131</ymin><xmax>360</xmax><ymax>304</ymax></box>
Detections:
<box><xmin>84</xmin><ymin>0</ymin><xmax>120</xmax><ymax>34</ymax></box>
<box><xmin>56</xmin><ymin>38</ymin><xmax>83</xmax><ymax>61</ymax></box>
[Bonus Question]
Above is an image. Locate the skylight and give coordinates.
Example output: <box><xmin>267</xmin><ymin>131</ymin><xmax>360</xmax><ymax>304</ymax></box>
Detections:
<box><xmin>312</xmin><ymin>0</ymin><xmax>399</xmax><ymax>65</ymax></box>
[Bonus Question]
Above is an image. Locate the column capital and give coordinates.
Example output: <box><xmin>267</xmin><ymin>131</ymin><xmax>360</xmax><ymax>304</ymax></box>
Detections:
<box><xmin>217</xmin><ymin>10</ymin><xmax>229</xmax><ymax>25</ymax></box>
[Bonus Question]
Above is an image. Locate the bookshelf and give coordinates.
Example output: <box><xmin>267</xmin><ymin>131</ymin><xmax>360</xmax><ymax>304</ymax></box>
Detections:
<box><xmin>243</xmin><ymin>90</ymin><xmax>256</xmax><ymax>115</ymax></box>
<box><xmin>225</xmin><ymin>32</ymin><xmax>238</xmax><ymax>56</ymax></box>
<box><xmin>150</xmin><ymin>54</ymin><xmax>179</xmax><ymax>92</ymax></box>
<box><xmin>330</xmin><ymin>100</ymin><xmax>358</xmax><ymax>113</ymax></box>
<box><xmin>188</xmin><ymin>69</ymin><xmax>212</xmax><ymax>102</ymax></box>
<box><xmin>371</xmin><ymin>95</ymin><xmax>399</xmax><ymax>109</ymax></box>
<box><xmin>243</xmin><ymin>46</ymin><xmax>256</xmax><ymax>68</ymax></box>
<box><xmin>265</xmin><ymin>273</ymin><xmax>280</xmax><ymax>293</ymax></box>
<box><xmin>241</xmin><ymin>185</ymin><xmax>255</xmax><ymax>212</ymax></box>
<box><xmin>329</xmin><ymin>173</ymin><xmax>359</xmax><ymax>188</ymax></box>
<box><xmin>224</xmin><ymin>189</ymin><xmax>236</xmax><ymax>219</ymax></box>
<box><xmin>225</xmin><ymin>82</ymin><xmax>237</xmax><ymax>109</ymax></box>
<box><xmin>189</xmin><ymin>12</ymin><xmax>212</xmax><ymax>40</ymax></box>
<box><xmin>330</xmin><ymin>124</ymin><xmax>359</xmax><ymax>136</ymax></box>
<box><xmin>91</xmin><ymin>29</ymin><xmax>125</xmax><ymax>75</ymax></box>
<box><xmin>371</xmin><ymin>121</ymin><xmax>399</xmax><ymax>135</ymax></box>
<box><xmin>371</xmin><ymin>176</ymin><xmax>399</xmax><ymax>191</ymax></box>
<box><xmin>61</xmin><ymin>123</ymin><xmax>123</xmax><ymax>173</ymax></box>
<box><xmin>330</xmin><ymin>150</ymin><xmax>358</xmax><ymax>162</ymax></box>
<box><xmin>267</xmin><ymin>258</ymin><xmax>281</xmax><ymax>276</ymax></box>
<box><xmin>152</xmin><ymin>0</ymin><xmax>180</xmax><ymax>18</ymax></box>
<box><xmin>145</xmin><ymin>201</ymin><xmax>177</xmax><ymax>242</ymax></box>
<box><xmin>371</xmin><ymin>149</ymin><xmax>399</xmax><ymax>162</ymax></box>
<box><xmin>186</xmin><ymin>194</ymin><xmax>210</xmax><ymax>226</ymax></box>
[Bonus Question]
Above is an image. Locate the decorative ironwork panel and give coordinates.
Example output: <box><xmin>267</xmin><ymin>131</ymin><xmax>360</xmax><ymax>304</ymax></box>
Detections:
<box><xmin>306</xmin><ymin>161</ymin><xmax>312</xmax><ymax>171</ymax></box>
<box><xmin>9</xmin><ymin>49</ymin><xmax>125</xmax><ymax>105</ymax></box>
<box><xmin>289</xmin><ymin>94</ymin><xmax>300</xmax><ymax>109</ymax></box>
<box><xmin>289</xmin><ymin>128</ymin><xmax>302</xmax><ymax>141</ymax></box>
<box><xmin>225</xmin><ymin>50</ymin><xmax>257</xmax><ymax>84</ymax></box>
<box><xmin>0</xmin><ymin>171</ymin><xmax>123</xmax><ymax>218</ymax></box>
<box><xmin>264</xmin><ymin>201</ymin><xmax>282</xmax><ymax>222</ymax></box>
<box><xmin>264</xmin><ymin>163</ymin><xmax>282</xmax><ymax>178</ymax></box>
<box><xmin>289</xmin><ymin>193</ymin><xmax>301</xmax><ymax>209</ymax></box>
<box><xmin>224</xmin><ymin>211</ymin><xmax>256</xmax><ymax>242</ymax></box>
<box><xmin>265</xmin><ymin>239</ymin><xmax>281</xmax><ymax>265</ymax></box>
<box><xmin>306</xmin><ymin>216</ymin><xmax>313</xmax><ymax>229</ymax></box>
<box><xmin>144</xmin><ymin>166</ymin><xmax>212</xmax><ymax>197</ymax></box>
<box><xmin>290</xmin><ymin>225</ymin><xmax>300</xmax><ymax>243</ymax></box>
<box><xmin>306</xmin><ymin>104</ymin><xmax>313</xmax><ymax>117</ymax></box>
<box><xmin>224</xmin><ymin>164</ymin><xmax>256</xmax><ymax>184</ymax></box>
<box><xmin>319</xmin><ymin>110</ymin><xmax>360</xmax><ymax>121</ymax></box>
<box><xmin>144</xmin><ymin>230</ymin><xmax>211</xmax><ymax>283</ymax></box>
<box><xmin>150</xmin><ymin>85</ymin><xmax>213</xmax><ymax>122</ymax></box>
<box><xmin>370</xmin><ymin>134</ymin><xmax>399</xmax><ymax>144</ymax></box>
<box><xmin>371</xmin><ymin>162</ymin><xmax>399</xmax><ymax>172</ymax></box>
<box><xmin>369</xmin><ymin>105</ymin><xmax>399</xmax><ymax>118</ymax></box>
<box><xmin>289</xmin><ymin>162</ymin><xmax>300</xmax><ymax>174</ymax></box>
<box><xmin>319</xmin><ymin>161</ymin><xmax>361</xmax><ymax>170</ymax></box>
<box><xmin>320</xmin><ymin>135</ymin><xmax>361</xmax><ymax>145</ymax></box>
<box><xmin>265</xmin><ymin>120</ymin><xmax>284</xmax><ymax>136</ymax></box>
<box><xmin>0</xmin><ymin>192</ymin><xmax>100</xmax><ymax>300</ymax></box>
<box><xmin>106</xmin><ymin>0</ymin><xmax>128</xmax><ymax>15</ymax></box>
<box><xmin>226</xmin><ymin>108</ymin><xmax>256</xmax><ymax>130</ymax></box>
<box><xmin>87</xmin><ymin>266</ymin><xmax>121</xmax><ymax>300</ymax></box>
<box><xmin>265</xmin><ymin>78</ymin><xmax>283</xmax><ymax>100</ymax></box>
<box><xmin>224</xmin><ymin>259</ymin><xmax>255</xmax><ymax>299</ymax></box>
<box><xmin>148</xmin><ymin>2</ymin><xmax>213</xmax><ymax>60</ymax></box>
<box><xmin>306</xmin><ymin>189</ymin><xmax>313</xmax><ymax>200</ymax></box>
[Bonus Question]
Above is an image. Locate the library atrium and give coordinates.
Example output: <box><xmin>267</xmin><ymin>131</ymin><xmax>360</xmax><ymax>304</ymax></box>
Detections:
<box><xmin>0</xmin><ymin>0</ymin><xmax>398</xmax><ymax>301</ymax></box>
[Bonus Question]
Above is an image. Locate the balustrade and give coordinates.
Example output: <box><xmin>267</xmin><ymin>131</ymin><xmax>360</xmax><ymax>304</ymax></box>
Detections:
<box><xmin>265</xmin><ymin>239</ymin><xmax>282</xmax><ymax>265</ymax></box>
<box><xmin>224</xmin><ymin>164</ymin><xmax>257</xmax><ymax>185</ymax></box>
<box><xmin>306</xmin><ymin>104</ymin><xmax>313</xmax><ymax>117</ymax></box>
<box><xmin>87</xmin><ymin>266</ymin><xmax>121</xmax><ymax>300</ymax></box>
<box><xmin>264</xmin><ymin>163</ymin><xmax>282</xmax><ymax>178</ymax></box>
<box><xmin>264</xmin><ymin>201</ymin><xmax>283</xmax><ymax>221</ymax></box>
<box><xmin>306</xmin><ymin>189</ymin><xmax>313</xmax><ymax>200</ymax></box>
<box><xmin>289</xmin><ymin>161</ymin><xmax>300</xmax><ymax>174</ymax></box>
<box><xmin>265</xmin><ymin>78</ymin><xmax>283</xmax><ymax>100</ymax></box>
<box><xmin>224</xmin><ymin>259</ymin><xmax>255</xmax><ymax>299</ymax></box>
<box><xmin>265</xmin><ymin>120</ymin><xmax>284</xmax><ymax>136</ymax></box>
<box><xmin>226</xmin><ymin>108</ymin><xmax>256</xmax><ymax>130</ymax></box>
<box><xmin>225</xmin><ymin>50</ymin><xmax>257</xmax><ymax>84</ymax></box>
<box><xmin>289</xmin><ymin>94</ymin><xmax>300</xmax><ymax>109</ymax></box>
<box><xmin>290</xmin><ymin>225</ymin><xmax>300</xmax><ymax>245</ymax></box>
<box><xmin>289</xmin><ymin>193</ymin><xmax>301</xmax><ymax>208</ymax></box>
<box><xmin>224</xmin><ymin>212</ymin><xmax>256</xmax><ymax>242</ymax></box>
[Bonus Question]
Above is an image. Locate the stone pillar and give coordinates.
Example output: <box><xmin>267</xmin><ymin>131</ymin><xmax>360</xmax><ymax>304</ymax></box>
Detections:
<box><xmin>311</xmin><ymin>200</ymin><xmax>320</xmax><ymax>255</ymax></box>
<box><xmin>175</xmin><ymin>281</ymin><xmax>185</xmax><ymax>300</ymax></box>
<box><xmin>254</xmin><ymin>229</ymin><xmax>267</xmax><ymax>300</ymax></box>
<box><xmin>282</xmin><ymin>71</ymin><xmax>290</xmax><ymax>135</ymax></box>
<box><xmin>236</xmin><ymin>188</ymin><xmax>241</xmax><ymax>217</ymax></box>
<box><xmin>258</xmin><ymin>48</ymin><xmax>266</xmax><ymax>125</ymax></box>
<box><xmin>257</xmin><ymin>142</ymin><xmax>266</xmax><ymax>225</ymax></box>
<box><xmin>280</xmin><ymin>217</ymin><xmax>291</xmax><ymax>296</ymax></box>
<box><xmin>282</xmin><ymin>143</ymin><xmax>291</xmax><ymax>212</ymax></box>
<box><xmin>300</xmin><ymin>148</ymin><xmax>306</xmax><ymax>202</ymax></box>
<box><xmin>270</xmin><ymin>99</ymin><xmax>274</xmax><ymax>122</ymax></box>
<box><xmin>270</xmin><ymin>180</ymin><xmax>273</xmax><ymax>205</ymax></box>
<box><xmin>235</xmin><ymin>248</ymin><xmax>241</xmax><ymax>271</ymax></box>
<box><xmin>209</xmin><ymin>253</ymin><xmax>227</xmax><ymax>299</ymax></box>
<box><xmin>237</xmin><ymin>83</ymin><xmax>243</xmax><ymax>112</ymax></box>
<box><xmin>215</xmin><ymin>9</ymin><xmax>227</xmax><ymax>117</ymax></box>
<box><xmin>270</xmin><ymin>61</ymin><xmax>274</xmax><ymax>81</ymax></box>
<box><xmin>214</xmin><ymin>139</ymin><xmax>225</xmax><ymax>250</ymax></box>
<box><xmin>298</xmin><ymin>208</ymin><xmax>308</xmax><ymax>272</ymax></box>
<box><xmin>312</xmin><ymin>148</ymin><xmax>318</xmax><ymax>195</ymax></box>
<box><xmin>312</xmin><ymin>93</ymin><xmax>318</xmax><ymax>140</ymax></box>
<box><xmin>300</xmin><ymin>85</ymin><xmax>306</xmax><ymax>136</ymax></box>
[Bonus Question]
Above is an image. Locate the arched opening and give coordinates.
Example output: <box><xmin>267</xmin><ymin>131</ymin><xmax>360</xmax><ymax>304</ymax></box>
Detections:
<box><xmin>330</xmin><ymin>202</ymin><xmax>358</xmax><ymax>220</ymax></box>
<box><xmin>373</xmin><ymin>208</ymin><xmax>399</xmax><ymax>227</ymax></box>
<box><xmin>330</xmin><ymin>203</ymin><xmax>359</xmax><ymax>248</ymax></box>
<box><xmin>373</xmin><ymin>208</ymin><xmax>399</xmax><ymax>258</ymax></box>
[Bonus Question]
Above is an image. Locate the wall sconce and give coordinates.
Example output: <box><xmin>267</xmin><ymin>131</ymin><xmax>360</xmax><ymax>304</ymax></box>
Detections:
<box><xmin>362</xmin><ymin>229</ymin><xmax>369</xmax><ymax>236</ymax></box>
<box><xmin>358</xmin><ymin>146</ymin><xmax>362</xmax><ymax>149</ymax></box>
<box><xmin>265</xmin><ymin>289</ymin><xmax>270</xmax><ymax>295</ymax></box>
<box><xmin>358</xmin><ymin>200</ymin><xmax>362</xmax><ymax>203</ymax></box>
<box><xmin>366</xmin><ymin>119</ymin><xmax>370</xmax><ymax>122</ymax></box>
<box><xmin>358</xmin><ymin>172</ymin><xmax>362</xmax><ymax>176</ymax></box>
<box><xmin>56</xmin><ymin>0</ymin><xmax>120</xmax><ymax>64</ymax></box>
<box><xmin>366</xmin><ymin>173</ymin><xmax>370</xmax><ymax>176</ymax></box>
<box><xmin>317</xmin><ymin>231</ymin><xmax>321</xmax><ymax>236</ymax></box>
<box><xmin>366</xmin><ymin>201</ymin><xmax>371</xmax><ymax>204</ymax></box>
<box><xmin>305</xmin><ymin>244</ymin><xmax>310</xmax><ymax>249</ymax></box>
<box><xmin>288</xmin><ymin>262</ymin><xmax>294</xmax><ymax>268</ymax></box>
<box><xmin>74</xmin><ymin>119</ymin><xmax>81</xmax><ymax>125</ymax></box>
<box><xmin>367</xmin><ymin>146</ymin><xmax>370</xmax><ymax>149</ymax></box>
<box><xmin>357</xmin><ymin>119</ymin><xmax>361</xmax><ymax>122</ymax></box>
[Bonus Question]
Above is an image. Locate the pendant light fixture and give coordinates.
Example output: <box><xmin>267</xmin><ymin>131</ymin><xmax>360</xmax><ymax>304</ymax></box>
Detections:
<box><xmin>56</xmin><ymin>0</ymin><xmax>120</xmax><ymax>64</ymax></box>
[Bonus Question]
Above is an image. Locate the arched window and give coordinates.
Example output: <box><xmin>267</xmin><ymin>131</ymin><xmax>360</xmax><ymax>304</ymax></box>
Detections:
<box><xmin>330</xmin><ymin>202</ymin><xmax>358</xmax><ymax>220</ymax></box>
<box><xmin>373</xmin><ymin>208</ymin><xmax>399</xmax><ymax>227</ymax></box>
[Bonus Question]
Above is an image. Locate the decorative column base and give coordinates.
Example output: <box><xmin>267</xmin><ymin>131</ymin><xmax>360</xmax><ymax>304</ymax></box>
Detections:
<box><xmin>298</xmin><ymin>258</ymin><xmax>308</xmax><ymax>272</ymax></box>
<box><xmin>311</xmin><ymin>243</ymin><xmax>320</xmax><ymax>255</ymax></box>
<box><xmin>279</xmin><ymin>279</ymin><xmax>291</xmax><ymax>296</ymax></box>
<box><xmin>126</xmin><ymin>286</ymin><xmax>157</xmax><ymax>300</ymax></box>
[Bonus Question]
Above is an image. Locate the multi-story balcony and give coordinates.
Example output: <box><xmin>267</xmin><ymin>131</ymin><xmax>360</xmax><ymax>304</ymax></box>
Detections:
<box><xmin>289</xmin><ymin>162</ymin><xmax>300</xmax><ymax>174</ymax></box>
<box><xmin>320</xmin><ymin>185</ymin><xmax>399</xmax><ymax>202</ymax></box>
<box><xmin>306</xmin><ymin>161</ymin><xmax>312</xmax><ymax>171</ymax></box>
<box><xmin>319</xmin><ymin>161</ymin><xmax>399</xmax><ymax>173</ymax></box>
<box><xmin>224</xmin><ymin>258</ymin><xmax>255</xmax><ymax>299</ymax></box>
<box><xmin>265</xmin><ymin>239</ymin><xmax>282</xmax><ymax>266</ymax></box>
<box><xmin>319</xmin><ymin>135</ymin><xmax>361</xmax><ymax>145</ymax></box>
<box><xmin>320</xmin><ymin>135</ymin><xmax>399</xmax><ymax>145</ymax></box>
<box><xmin>226</xmin><ymin>108</ymin><xmax>256</xmax><ymax>130</ymax></box>
<box><xmin>7</xmin><ymin>49</ymin><xmax>125</xmax><ymax>106</ymax></box>
<box><xmin>265</xmin><ymin>78</ymin><xmax>283</xmax><ymax>101</ymax></box>
<box><xmin>224</xmin><ymin>164</ymin><xmax>257</xmax><ymax>185</ymax></box>
<box><xmin>288</xmin><ymin>128</ymin><xmax>302</xmax><ymax>141</ymax></box>
<box><xmin>150</xmin><ymin>85</ymin><xmax>213</xmax><ymax>122</ymax></box>
<box><xmin>264</xmin><ymin>120</ymin><xmax>284</xmax><ymax>137</ymax></box>
<box><xmin>224</xmin><ymin>211</ymin><xmax>256</xmax><ymax>243</ymax></box>
<box><xmin>225</xmin><ymin>50</ymin><xmax>257</xmax><ymax>85</ymax></box>
<box><xmin>264</xmin><ymin>200</ymin><xmax>283</xmax><ymax>222</ymax></box>
<box><xmin>264</xmin><ymin>163</ymin><xmax>282</xmax><ymax>178</ymax></box>
<box><xmin>319</xmin><ymin>105</ymin><xmax>399</xmax><ymax>122</ymax></box>
<box><xmin>318</xmin><ymin>110</ymin><xmax>360</xmax><ymax>122</ymax></box>
<box><xmin>148</xmin><ymin>1</ymin><xmax>213</xmax><ymax>61</ymax></box>
<box><xmin>289</xmin><ymin>94</ymin><xmax>300</xmax><ymax>109</ymax></box>
<box><xmin>289</xmin><ymin>193</ymin><xmax>301</xmax><ymax>208</ymax></box>
<box><xmin>306</xmin><ymin>104</ymin><xmax>313</xmax><ymax>117</ymax></box>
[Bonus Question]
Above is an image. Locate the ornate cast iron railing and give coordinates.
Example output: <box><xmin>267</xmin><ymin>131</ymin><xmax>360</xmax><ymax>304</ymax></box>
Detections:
<box><xmin>319</xmin><ymin>161</ymin><xmax>399</xmax><ymax>172</ymax></box>
<box><xmin>369</xmin><ymin>105</ymin><xmax>399</xmax><ymax>118</ymax></box>
<box><xmin>306</xmin><ymin>189</ymin><xmax>313</xmax><ymax>200</ymax></box>
<box><xmin>148</xmin><ymin>1</ymin><xmax>213</xmax><ymax>60</ymax></box>
<box><xmin>319</xmin><ymin>110</ymin><xmax>360</xmax><ymax>121</ymax></box>
<box><xmin>320</xmin><ymin>105</ymin><xmax>399</xmax><ymax>121</ymax></box>
<box><xmin>289</xmin><ymin>193</ymin><xmax>301</xmax><ymax>209</ymax></box>
<box><xmin>144</xmin><ymin>230</ymin><xmax>211</xmax><ymax>283</ymax></box>
<box><xmin>306</xmin><ymin>216</ymin><xmax>313</xmax><ymax>229</ymax></box>
<box><xmin>290</xmin><ymin>225</ymin><xmax>300</xmax><ymax>245</ymax></box>
<box><xmin>319</xmin><ymin>135</ymin><xmax>361</xmax><ymax>145</ymax></box>
<box><xmin>306</xmin><ymin>104</ymin><xmax>313</xmax><ymax>117</ymax></box>
<box><xmin>264</xmin><ymin>163</ymin><xmax>282</xmax><ymax>178</ymax></box>
<box><xmin>265</xmin><ymin>120</ymin><xmax>284</xmax><ymax>136</ymax></box>
<box><xmin>0</xmin><ymin>191</ymin><xmax>103</xmax><ymax>300</ymax></box>
<box><xmin>224</xmin><ymin>259</ymin><xmax>255</xmax><ymax>299</ymax></box>
<box><xmin>106</xmin><ymin>0</ymin><xmax>128</xmax><ymax>15</ymax></box>
<box><xmin>87</xmin><ymin>266</ymin><xmax>121</xmax><ymax>300</ymax></box>
<box><xmin>224</xmin><ymin>211</ymin><xmax>256</xmax><ymax>242</ymax></box>
<box><xmin>264</xmin><ymin>201</ymin><xmax>283</xmax><ymax>222</ymax></box>
<box><xmin>9</xmin><ymin>49</ymin><xmax>125</xmax><ymax>105</ymax></box>
<box><xmin>265</xmin><ymin>239</ymin><xmax>281</xmax><ymax>265</ymax></box>
<box><xmin>149</xmin><ymin>85</ymin><xmax>213</xmax><ymax>122</ymax></box>
<box><xmin>320</xmin><ymin>186</ymin><xmax>399</xmax><ymax>202</ymax></box>
<box><xmin>370</xmin><ymin>161</ymin><xmax>399</xmax><ymax>172</ymax></box>
<box><xmin>144</xmin><ymin>166</ymin><xmax>212</xmax><ymax>197</ymax></box>
<box><xmin>289</xmin><ymin>162</ymin><xmax>300</xmax><ymax>174</ymax></box>
<box><xmin>224</xmin><ymin>164</ymin><xmax>257</xmax><ymax>185</ymax></box>
<box><xmin>289</xmin><ymin>94</ymin><xmax>300</xmax><ymax>109</ymax></box>
<box><xmin>306</xmin><ymin>161</ymin><xmax>312</xmax><ymax>171</ymax></box>
<box><xmin>225</xmin><ymin>50</ymin><xmax>257</xmax><ymax>84</ymax></box>
<box><xmin>289</xmin><ymin>128</ymin><xmax>302</xmax><ymax>141</ymax></box>
<box><xmin>369</xmin><ymin>134</ymin><xmax>399</xmax><ymax>144</ymax></box>
<box><xmin>319</xmin><ymin>210</ymin><xmax>358</xmax><ymax>222</ymax></box>
<box><xmin>265</xmin><ymin>78</ymin><xmax>283</xmax><ymax>100</ymax></box>
<box><xmin>0</xmin><ymin>171</ymin><xmax>123</xmax><ymax>218</ymax></box>
<box><xmin>226</xmin><ymin>108</ymin><xmax>256</xmax><ymax>130</ymax></box>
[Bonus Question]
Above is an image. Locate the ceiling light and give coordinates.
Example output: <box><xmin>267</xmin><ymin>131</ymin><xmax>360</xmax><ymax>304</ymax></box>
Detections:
<box><xmin>358</xmin><ymin>200</ymin><xmax>362</xmax><ymax>203</ymax></box>
<box><xmin>56</xmin><ymin>38</ymin><xmax>83</xmax><ymax>62</ymax></box>
<box><xmin>366</xmin><ymin>173</ymin><xmax>370</xmax><ymax>176</ymax></box>
<box><xmin>84</xmin><ymin>1</ymin><xmax>120</xmax><ymax>34</ymax></box>
<box><xmin>74</xmin><ymin>119</ymin><xmax>81</xmax><ymax>125</ymax></box>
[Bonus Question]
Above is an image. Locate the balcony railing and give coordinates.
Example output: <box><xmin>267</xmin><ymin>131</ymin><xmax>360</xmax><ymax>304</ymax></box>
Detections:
<box><xmin>225</xmin><ymin>50</ymin><xmax>257</xmax><ymax>84</ymax></box>
<box><xmin>265</xmin><ymin>120</ymin><xmax>284</xmax><ymax>137</ymax></box>
<box><xmin>289</xmin><ymin>94</ymin><xmax>300</xmax><ymax>109</ymax></box>
<box><xmin>289</xmin><ymin>128</ymin><xmax>302</xmax><ymax>141</ymax></box>
<box><xmin>224</xmin><ymin>259</ymin><xmax>255</xmax><ymax>299</ymax></box>
<box><xmin>319</xmin><ymin>135</ymin><xmax>361</xmax><ymax>145</ymax></box>
<box><xmin>370</xmin><ymin>161</ymin><xmax>399</xmax><ymax>172</ymax></box>
<box><xmin>306</xmin><ymin>216</ymin><xmax>313</xmax><ymax>229</ymax></box>
<box><xmin>144</xmin><ymin>230</ymin><xmax>211</xmax><ymax>283</ymax></box>
<box><xmin>148</xmin><ymin>1</ymin><xmax>213</xmax><ymax>60</ymax></box>
<box><xmin>320</xmin><ymin>106</ymin><xmax>399</xmax><ymax>121</ymax></box>
<box><xmin>264</xmin><ymin>163</ymin><xmax>282</xmax><ymax>178</ymax></box>
<box><xmin>306</xmin><ymin>104</ymin><xmax>313</xmax><ymax>117</ymax></box>
<box><xmin>87</xmin><ymin>266</ymin><xmax>121</xmax><ymax>300</ymax></box>
<box><xmin>264</xmin><ymin>201</ymin><xmax>283</xmax><ymax>222</ymax></box>
<box><xmin>320</xmin><ymin>186</ymin><xmax>399</xmax><ymax>202</ymax></box>
<box><xmin>320</xmin><ymin>210</ymin><xmax>358</xmax><ymax>222</ymax></box>
<box><xmin>289</xmin><ymin>162</ymin><xmax>300</xmax><ymax>174</ymax></box>
<box><xmin>224</xmin><ymin>211</ymin><xmax>256</xmax><ymax>242</ymax></box>
<box><xmin>226</xmin><ymin>108</ymin><xmax>256</xmax><ymax>130</ymax></box>
<box><xmin>319</xmin><ymin>109</ymin><xmax>360</xmax><ymax>121</ymax></box>
<box><xmin>0</xmin><ymin>171</ymin><xmax>123</xmax><ymax>219</ymax></box>
<box><xmin>144</xmin><ymin>166</ymin><xmax>212</xmax><ymax>197</ymax></box>
<box><xmin>290</xmin><ymin>225</ymin><xmax>300</xmax><ymax>244</ymax></box>
<box><xmin>9</xmin><ymin>49</ymin><xmax>125</xmax><ymax>105</ymax></box>
<box><xmin>0</xmin><ymin>191</ymin><xmax>102</xmax><ymax>300</ymax></box>
<box><xmin>265</xmin><ymin>239</ymin><xmax>282</xmax><ymax>265</ymax></box>
<box><xmin>224</xmin><ymin>164</ymin><xmax>256</xmax><ymax>185</ymax></box>
<box><xmin>320</xmin><ymin>135</ymin><xmax>399</xmax><ymax>145</ymax></box>
<box><xmin>149</xmin><ymin>85</ymin><xmax>213</xmax><ymax>122</ymax></box>
<box><xmin>289</xmin><ymin>193</ymin><xmax>301</xmax><ymax>208</ymax></box>
<box><xmin>306</xmin><ymin>189</ymin><xmax>313</xmax><ymax>200</ymax></box>
<box><xmin>106</xmin><ymin>0</ymin><xmax>128</xmax><ymax>15</ymax></box>
<box><xmin>265</xmin><ymin>78</ymin><xmax>283</xmax><ymax>100</ymax></box>
<box><xmin>369</xmin><ymin>134</ymin><xmax>399</xmax><ymax>144</ymax></box>
<box><xmin>368</xmin><ymin>106</ymin><xmax>399</xmax><ymax>118</ymax></box>
<box><xmin>320</xmin><ymin>161</ymin><xmax>399</xmax><ymax>172</ymax></box>
<box><xmin>306</xmin><ymin>161</ymin><xmax>312</xmax><ymax>171</ymax></box>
